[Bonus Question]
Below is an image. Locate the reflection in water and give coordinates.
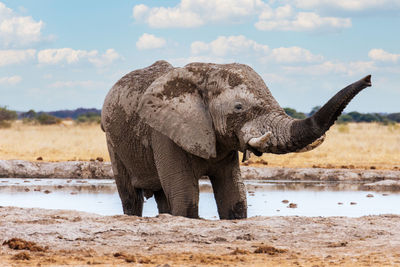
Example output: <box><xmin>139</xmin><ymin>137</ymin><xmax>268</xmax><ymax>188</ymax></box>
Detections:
<box><xmin>1</xmin><ymin>178</ymin><xmax>399</xmax><ymax>219</ymax></box>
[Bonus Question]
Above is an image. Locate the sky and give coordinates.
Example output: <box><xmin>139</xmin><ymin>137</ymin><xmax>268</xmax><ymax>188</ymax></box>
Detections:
<box><xmin>0</xmin><ymin>0</ymin><xmax>399</xmax><ymax>113</ymax></box>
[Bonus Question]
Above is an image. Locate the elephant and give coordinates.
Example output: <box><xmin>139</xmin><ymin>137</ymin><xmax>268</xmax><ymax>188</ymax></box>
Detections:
<box><xmin>101</xmin><ymin>60</ymin><xmax>371</xmax><ymax>219</ymax></box>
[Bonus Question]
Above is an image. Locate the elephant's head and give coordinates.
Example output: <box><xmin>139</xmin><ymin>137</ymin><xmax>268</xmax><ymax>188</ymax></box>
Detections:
<box><xmin>138</xmin><ymin>61</ymin><xmax>371</xmax><ymax>160</ymax></box>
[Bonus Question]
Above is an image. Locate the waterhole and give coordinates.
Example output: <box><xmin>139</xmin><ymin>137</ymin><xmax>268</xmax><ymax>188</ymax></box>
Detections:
<box><xmin>1</xmin><ymin>178</ymin><xmax>399</xmax><ymax>219</ymax></box>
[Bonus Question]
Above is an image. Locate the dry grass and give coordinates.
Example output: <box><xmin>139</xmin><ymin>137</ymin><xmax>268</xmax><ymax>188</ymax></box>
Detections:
<box><xmin>247</xmin><ymin>123</ymin><xmax>400</xmax><ymax>170</ymax></box>
<box><xmin>0</xmin><ymin>121</ymin><xmax>399</xmax><ymax>170</ymax></box>
<box><xmin>0</xmin><ymin>121</ymin><xmax>109</xmax><ymax>162</ymax></box>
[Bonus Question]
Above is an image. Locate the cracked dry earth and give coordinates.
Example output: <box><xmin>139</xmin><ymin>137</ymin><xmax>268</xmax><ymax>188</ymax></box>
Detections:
<box><xmin>1</xmin><ymin>207</ymin><xmax>400</xmax><ymax>266</ymax></box>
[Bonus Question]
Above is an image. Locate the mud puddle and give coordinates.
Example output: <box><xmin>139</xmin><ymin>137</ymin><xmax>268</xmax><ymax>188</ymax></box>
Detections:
<box><xmin>1</xmin><ymin>178</ymin><xmax>399</xmax><ymax>219</ymax></box>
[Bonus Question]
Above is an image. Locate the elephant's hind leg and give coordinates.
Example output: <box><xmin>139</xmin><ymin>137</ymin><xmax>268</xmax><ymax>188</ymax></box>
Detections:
<box><xmin>154</xmin><ymin>190</ymin><xmax>171</xmax><ymax>214</ymax></box>
<box><xmin>107</xmin><ymin>142</ymin><xmax>144</xmax><ymax>216</ymax></box>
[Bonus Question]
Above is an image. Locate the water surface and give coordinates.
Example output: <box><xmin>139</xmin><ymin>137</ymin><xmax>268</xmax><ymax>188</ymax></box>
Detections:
<box><xmin>0</xmin><ymin>178</ymin><xmax>398</xmax><ymax>219</ymax></box>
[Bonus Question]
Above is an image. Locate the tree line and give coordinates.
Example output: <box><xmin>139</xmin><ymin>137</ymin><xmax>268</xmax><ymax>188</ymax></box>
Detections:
<box><xmin>0</xmin><ymin>106</ymin><xmax>399</xmax><ymax>128</ymax></box>
<box><xmin>0</xmin><ymin>107</ymin><xmax>101</xmax><ymax>128</ymax></box>
<box><xmin>283</xmin><ymin>106</ymin><xmax>400</xmax><ymax>124</ymax></box>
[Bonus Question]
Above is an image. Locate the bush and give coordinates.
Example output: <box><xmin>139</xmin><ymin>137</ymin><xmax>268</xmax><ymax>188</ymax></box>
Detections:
<box><xmin>284</xmin><ymin>108</ymin><xmax>306</xmax><ymax>119</ymax></box>
<box><xmin>76</xmin><ymin>112</ymin><xmax>101</xmax><ymax>124</ymax></box>
<box><xmin>36</xmin><ymin>113</ymin><xmax>61</xmax><ymax>125</ymax></box>
<box><xmin>0</xmin><ymin>106</ymin><xmax>17</xmax><ymax>128</ymax></box>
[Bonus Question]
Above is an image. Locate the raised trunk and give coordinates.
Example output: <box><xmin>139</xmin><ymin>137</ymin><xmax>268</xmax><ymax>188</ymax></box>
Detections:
<box><xmin>248</xmin><ymin>75</ymin><xmax>371</xmax><ymax>154</ymax></box>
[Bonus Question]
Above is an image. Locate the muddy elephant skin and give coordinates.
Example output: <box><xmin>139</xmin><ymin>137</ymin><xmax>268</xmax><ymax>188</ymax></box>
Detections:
<box><xmin>101</xmin><ymin>60</ymin><xmax>371</xmax><ymax>219</ymax></box>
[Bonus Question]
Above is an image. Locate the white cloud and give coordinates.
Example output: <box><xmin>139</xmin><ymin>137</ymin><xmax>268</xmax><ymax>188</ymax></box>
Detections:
<box><xmin>292</xmin><ymin>0</ymin><xmax>400</xmax><ymax>12</ymax></box>
<box><xmin>270</xmin><ymin>46</ymin><xmax>323</xmax><ymax>63</ymax></box>
<box><xmin>368</xmin><ymin>49</ymin><xmax>400</xmax><ymax>63</ymax></box>
<box><xmin>256</xmin><ymin>10</ymin><xmax>351</xmax><ymax>32</ymax></box>
<box><xmin>133</xmin><ymin>0</ymin><xmax>268</xmax><ymax>28</ymax></box>
<box><xmin>37</xmin><ymin>48</ymin><xmax>96</xmax><ymax>64</ymax></box>
<box><xmin>88</xmin><ymin>49</ymin><xmax>121</xmax><ymax>67</ymax></box>
<box><xmin>133</xmin><ymin>1</ymin><xmax>352</xmax><ymax>32</ymax></box>
<box><xmin>0</xmin><ymin>75</ymin><xmax>21</xmax><ymax>85</ymax></box>
<box><xmin>136</xmin><ymin>33</ymin><xmax>166</xmax><ymax>50</ymax></box>
<box><xmin>0</xmin><ymin>2</ymin><xmax>44</xmax><ymax>47</ymax></box>
<box><xmin>0</xmin><ymin>49</ymin><xmax>36</xmax><ymax>66</ymax></box>
<box><xmin>283</xmin><ymin>60</ymin><xmax>375</xmax><ymax>76</ymax></box>
<box><xmin>49</xmin><ymin>80</ymin><xmax>107</xmax><ymax>89</ymax></box>
<box><xmin>191</xmin><ymin>35</ymin><xmax>322</xmax><ymax>64</ymax></box>
<box><xmin>191</xmin><ymin>35</ymin><xmax>269</xmax><ymax>57</ymax></box>
<box><xmin>37</xmin><ymin>48</ymin><xmax>120</xmax><ymax>67</ymax></box>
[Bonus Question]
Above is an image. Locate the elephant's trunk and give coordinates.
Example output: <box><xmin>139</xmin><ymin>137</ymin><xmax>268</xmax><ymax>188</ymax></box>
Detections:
<box><xmin>248</xmin><ymin>75</ymin><xmax>371</xmax><ymax>154</ymax></box>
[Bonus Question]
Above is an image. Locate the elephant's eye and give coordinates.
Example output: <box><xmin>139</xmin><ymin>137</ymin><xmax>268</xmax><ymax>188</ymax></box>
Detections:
<box><xmin>234</xmin><ymin>102</ymin><xmax>243</xmax><ymax>112</ymax></box>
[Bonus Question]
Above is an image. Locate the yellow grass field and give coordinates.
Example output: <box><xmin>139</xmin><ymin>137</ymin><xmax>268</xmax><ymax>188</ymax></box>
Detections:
<box><xmin>0</xmin><ymin>121</ymin><xmax>399</xmax><ymax>170</ymax></box>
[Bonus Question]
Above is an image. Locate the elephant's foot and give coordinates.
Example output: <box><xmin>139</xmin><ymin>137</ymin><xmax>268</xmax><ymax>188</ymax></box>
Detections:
<box><xmin>120</xmin><ymin>188</ymin><xmax>144</xmax><ymax>216</ymax></box>
<box><xmin>171</xmin><ymin>202</ymin><xmax>199</xmax><ymax>219</ymax></box>
<box><xmin>227</xmin><ymin>201</ymin><xmax>247</xmax><ymax>219</ymax></box>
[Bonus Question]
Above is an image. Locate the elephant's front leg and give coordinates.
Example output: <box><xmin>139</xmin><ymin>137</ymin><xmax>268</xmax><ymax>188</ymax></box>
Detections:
<box><xmin>209</xmin><ymin>151</ymin><xmax>247</xmax><ymax>219</ymax></box>
<box><xmin>151</xmin><ymin>131</ymin><xmax>200</xmax><ymax>218</ymax></box>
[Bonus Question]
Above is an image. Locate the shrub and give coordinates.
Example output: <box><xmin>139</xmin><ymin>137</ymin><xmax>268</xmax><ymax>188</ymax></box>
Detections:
<box><xmin>0</xmin><ymin>106</ymin><xmax>17</xmax><ymax>128</ymax></box>
<box><xmin>284</xmin><ymin>108</ymin><xmax>306</xmax><ymax>119</ymax></box>
<box><xmin>76</xmin><ymin>112</ymin><xmax>101</xmax><ymax>124</ymax></box>
<box><xmin>36</xmin><ymin>113</ymin><xmax>61</xmax><ymax>125</ymax></box>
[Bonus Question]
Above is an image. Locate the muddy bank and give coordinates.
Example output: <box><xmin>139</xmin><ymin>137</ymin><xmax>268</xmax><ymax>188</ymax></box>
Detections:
<box><xmin>0</xmin><ymin>160</ymin><xmax>113</xmax><ymax>179</ymax></box>
<box><xmin>0</xmin><ymin>159</ymin><xmax>399</xmax><ymax>181</ymax></box>
<box><xmin>1</xmin><ymin>206</ymin><xmax>400</xmax><ymax>266</ymax></box>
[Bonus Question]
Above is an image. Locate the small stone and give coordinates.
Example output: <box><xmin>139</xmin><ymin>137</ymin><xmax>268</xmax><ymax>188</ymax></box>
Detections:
<box><xmin>366</xmin><ymin>194</ymin><xmax>374</xmax><ymax>198</ymax></box>
<box><xmin>370</xmin><ymin>166</ymin><xmax>376</xmax><ymax>170</ymax></box>
<box><xmin>282</xmin><ymin>200</ymin><xmax>289</xmax><ymax>204</ymax></box>
<box><xmin>382</xmin><ymin>193</ymin><xmax>389</xmax><ymax>196</ymax></box>
<box><xmin>350</xmin><ymin>202</ymin><xmax>357</xmax><ymax>205</ymax></box>
<box><xmin>44</xmin><ymin>190</ymin><xmax>51</xmax><ymax>194</ymax></box>
<box><xmin>36</xmin><ymin>156</ymin><xmax>43</xmax><ymax>161</ymax></box>
<box><xmin>96</xmin><ymin>157</ymin><xmax>104</xmax><ymax>162</ymax></box>
<box><xmin>90</xmin><ymin>158</ymin><xmax>95</xmax><ymax>162</ymax></box>
<box><xmin>24</xmin><ymin>188</ymin><xmax>30</xmax><ymax>192</ymax></box>
<box><xmin>288</xmin><ymin>203</ymin><xmax>297</xmax><ymax>208</ymax></box>
<box><xmin>338</xmin><ymin>202</ymin><xmax>343</xmax><ymax>205</ymax></box>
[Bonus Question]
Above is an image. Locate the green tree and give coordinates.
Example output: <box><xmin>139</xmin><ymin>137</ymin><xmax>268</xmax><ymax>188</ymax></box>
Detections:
<box><xmin>0</xmin><ymin>106</ymin><xmax>17</xmax><ymax>128</ymax></box>
<box><xmin>284</xmin><ymin>108</ymin><xmax>306</xmax><ymax>119</ymax></box>
<box><xmin>36</xmin><ymin>113</ymin><xmax>61</xmax><ymax>125</ymax></box>
<box><xmin>76</xmin><ymin>112</ymin><xmax>101</xmax><ymax>124</ymax></box>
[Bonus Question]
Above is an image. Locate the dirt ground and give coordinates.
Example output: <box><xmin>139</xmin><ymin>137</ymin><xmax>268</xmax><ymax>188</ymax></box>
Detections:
<box><xmin>1</xmin><ymin>206</ymin><xmax>400</xmax><ymax>266</ymax></box>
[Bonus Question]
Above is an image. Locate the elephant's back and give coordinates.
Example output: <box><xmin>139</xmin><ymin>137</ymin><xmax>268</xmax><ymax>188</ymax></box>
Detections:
<box><xmin>101</xmin><ymin>60</ymin><xmax>173</xmax><ymax>131</ymax></box>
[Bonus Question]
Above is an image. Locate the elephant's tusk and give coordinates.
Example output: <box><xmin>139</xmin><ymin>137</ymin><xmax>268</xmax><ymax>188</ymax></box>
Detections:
<box><xmin>248</xmin><ymin>132</ymin><xmax>272</xmax><ymax>150</ymax></box>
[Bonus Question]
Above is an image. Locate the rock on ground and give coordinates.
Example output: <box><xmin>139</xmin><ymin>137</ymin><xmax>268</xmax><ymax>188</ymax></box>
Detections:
<box><xmin>1</xmin><ymin>160</ymin><xmax>399</xmax><ymax>181</ymax></box>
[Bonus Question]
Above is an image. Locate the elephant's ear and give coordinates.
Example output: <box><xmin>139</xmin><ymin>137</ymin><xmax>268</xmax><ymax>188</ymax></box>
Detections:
<box><xmin>138</xmin><ymin>68</ymin><xmax>216</xmax><ymax>159</ymax></box>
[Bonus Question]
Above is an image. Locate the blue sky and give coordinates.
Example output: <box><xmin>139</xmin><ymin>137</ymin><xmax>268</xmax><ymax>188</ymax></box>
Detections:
<box><xmin>0</xmin><ymin>0</ymin><xmax>399</xmax><ymax>113</ymax></box>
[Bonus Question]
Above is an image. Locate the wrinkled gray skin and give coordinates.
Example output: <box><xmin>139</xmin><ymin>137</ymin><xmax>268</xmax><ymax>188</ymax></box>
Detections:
<box><xmin>102</xmin><ymin>60</ymin><xmax>371</xmax><ymax>219</ymax></box>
